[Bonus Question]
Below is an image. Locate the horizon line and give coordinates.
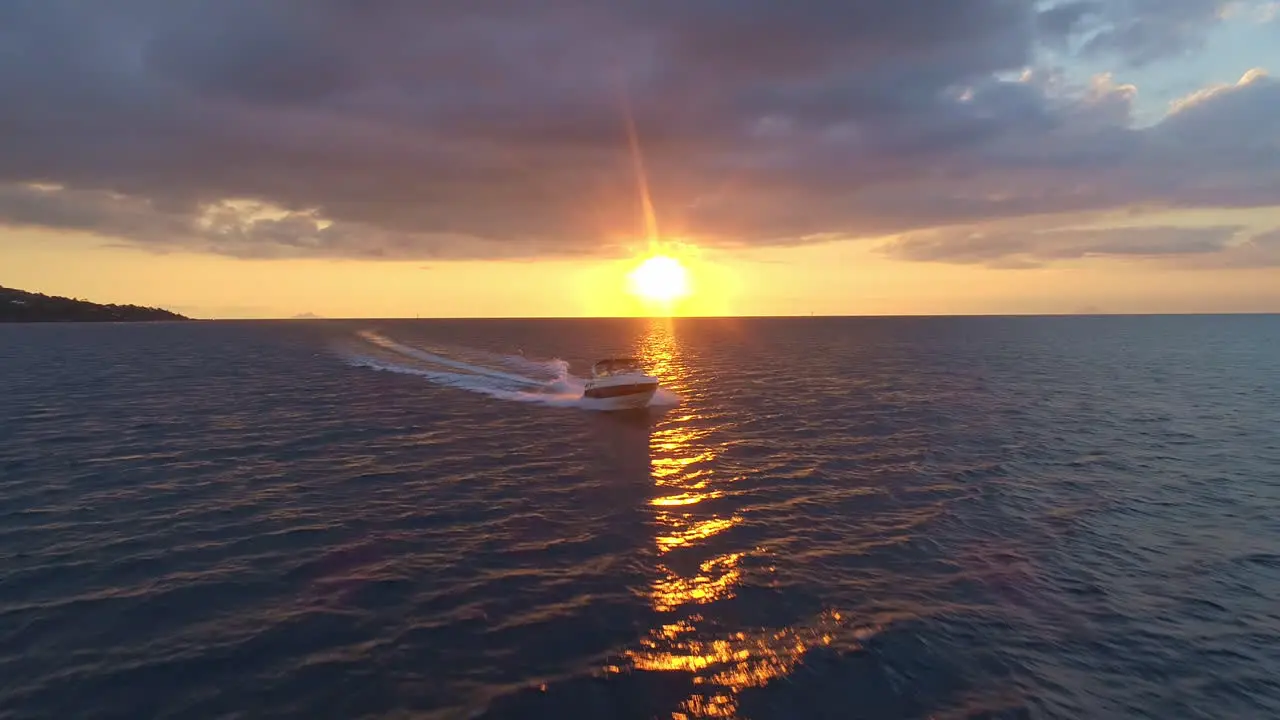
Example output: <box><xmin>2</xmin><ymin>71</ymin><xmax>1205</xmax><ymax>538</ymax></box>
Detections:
<box><xmin>198</xmin><ymin>310</ymin><xmax>1280</xmax><ymax>321</ymax></box>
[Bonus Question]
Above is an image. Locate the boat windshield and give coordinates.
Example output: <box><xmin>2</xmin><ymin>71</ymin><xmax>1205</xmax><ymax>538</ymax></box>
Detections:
<box><xmin>592</xmin><ymin>358</ymin><xmax>643</xmax><ymax>377</ymax></box>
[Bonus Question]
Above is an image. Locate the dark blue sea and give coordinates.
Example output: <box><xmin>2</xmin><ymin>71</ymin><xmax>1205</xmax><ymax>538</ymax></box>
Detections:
<box><xmin>2</xmin><ymin>316</ymin><xmax>1279</xmax><ymax>719</ymax></box>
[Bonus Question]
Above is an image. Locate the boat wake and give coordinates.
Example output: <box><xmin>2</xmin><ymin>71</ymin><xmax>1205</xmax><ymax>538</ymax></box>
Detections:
<box><xmin>342</xmin><ymin>330</ymin><xmax>679</xmax><ymax>411</ymax></box>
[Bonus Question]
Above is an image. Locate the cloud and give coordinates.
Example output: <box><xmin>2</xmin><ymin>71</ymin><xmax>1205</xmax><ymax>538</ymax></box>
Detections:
<box><xmin>880</xmin><ymin>224</ymin><xmax>1248</xmax><ymax>267</ymax></box>
<box><xmin>1162</xmin><ymin>68</ymin><xmax>1277</xmax><ymax>137</ymax></box>
<box><xmin>1039</xmin><ymin>1</ymin><xmax>1276</xmax><ymax>65</ymax></box>
<box><xmin>1220</xmin><ymin>0</ymin><xmax>1280</xmax><ymax>22</ymax></box>
<box><xmin>1190</xmin><ymin>227</ymin><xmax>1280</xmax><ymax>267</ymax></box>
<box><xmin>1067</xmin><ymin>0</ymin><xmax>1237</xmax><ymax>65</ymax></box>
<box><xmin>0</xmin><ymin>1</ymin><xmax>1276</xmax><ymax>263</ymax></box>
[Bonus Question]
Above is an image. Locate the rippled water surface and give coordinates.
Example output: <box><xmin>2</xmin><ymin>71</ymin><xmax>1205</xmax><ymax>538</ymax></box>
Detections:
<box><xmin>3</xmin><ymin>316</ymin><xmax>1280</xmax><ymax>719</ymax></box>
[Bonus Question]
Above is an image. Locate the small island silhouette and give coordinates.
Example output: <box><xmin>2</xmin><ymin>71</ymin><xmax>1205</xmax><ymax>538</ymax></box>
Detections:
<box><xmin>1</xmin><ymin>286</ymin><xmax>189</xmax><ymax>322</ymax></box>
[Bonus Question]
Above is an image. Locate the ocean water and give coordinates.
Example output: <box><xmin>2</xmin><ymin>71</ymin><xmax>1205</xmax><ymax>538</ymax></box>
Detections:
<box><xmin>2</xmin><ymin>316</ymin><xmax>1279</xmax><ymax>719</ymax></box>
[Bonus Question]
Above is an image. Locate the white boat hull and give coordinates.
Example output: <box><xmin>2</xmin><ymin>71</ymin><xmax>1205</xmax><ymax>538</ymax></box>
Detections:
<box><xmin>586</xmin><ymin>385</ymin><xmax>658</xmax><ymax>411</ymax></box>
<box><xmin>583</xmin><ymin>360</ymin><xmax>660</xmax><ymax>412</ymax></box>
<box><xmin>582</xmin><ymin>372</ymin><xmax>660</xmax><ymax>412</ymax></box>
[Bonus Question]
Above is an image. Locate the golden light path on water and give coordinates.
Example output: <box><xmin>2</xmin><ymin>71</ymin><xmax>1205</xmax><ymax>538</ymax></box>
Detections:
<box><xmin>608</xmin><ymin>319</ymin><xmax>848</xmax><ymax>719</ymax></box>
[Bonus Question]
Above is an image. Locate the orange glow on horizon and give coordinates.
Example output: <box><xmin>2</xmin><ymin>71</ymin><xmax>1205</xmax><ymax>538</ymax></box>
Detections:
<box><xmin>8</xmin><ymin>220</ymin><xmax>1280</xmax><ymax>320</ymax></box>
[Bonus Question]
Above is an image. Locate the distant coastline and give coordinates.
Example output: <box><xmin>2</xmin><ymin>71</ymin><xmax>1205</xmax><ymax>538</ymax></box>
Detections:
<box><xmin>0</xmin><ymin>286</ymin><xmax>189</xmax><ymax>323</ymax></box>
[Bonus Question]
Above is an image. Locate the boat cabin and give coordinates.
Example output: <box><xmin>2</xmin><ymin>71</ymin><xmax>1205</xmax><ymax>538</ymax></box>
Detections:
<box><xmin>591</xmin><ymin>357</ymin><xmax>644</xmax><ymax>377</ymax></box>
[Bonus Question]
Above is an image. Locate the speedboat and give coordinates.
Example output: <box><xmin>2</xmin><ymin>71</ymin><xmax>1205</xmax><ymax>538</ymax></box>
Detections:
<box><xmin>583</xmin><ymin>357</ymin><xmax>659</xmax><ymax>410</ymax></box>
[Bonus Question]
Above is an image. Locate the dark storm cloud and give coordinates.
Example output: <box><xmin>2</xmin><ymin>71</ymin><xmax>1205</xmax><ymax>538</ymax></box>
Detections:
<box><xmin>0</xmin><ymin>0</ymin><xmax>1276</xmax><ymax>264</ymax></box>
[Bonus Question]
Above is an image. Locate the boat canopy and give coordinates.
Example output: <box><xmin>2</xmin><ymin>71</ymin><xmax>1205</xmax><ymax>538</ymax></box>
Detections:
<box><xmin>592</xmin><ymin>357</ymin><xmax>644</xmax><ymax>376</ymax></box>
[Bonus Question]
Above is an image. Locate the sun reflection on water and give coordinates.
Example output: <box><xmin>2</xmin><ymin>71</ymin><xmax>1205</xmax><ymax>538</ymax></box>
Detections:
<box><xmin>617</xmin><ymin>318</ymin><xmax>844</xmax><ymax>719</ymax></box>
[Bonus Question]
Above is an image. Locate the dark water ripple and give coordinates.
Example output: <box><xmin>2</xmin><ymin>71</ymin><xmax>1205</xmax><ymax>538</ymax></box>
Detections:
<box><xmin>2</xmin><ymin>316</ymin><xmax>1279</xmax><ymax>719</ymax></box>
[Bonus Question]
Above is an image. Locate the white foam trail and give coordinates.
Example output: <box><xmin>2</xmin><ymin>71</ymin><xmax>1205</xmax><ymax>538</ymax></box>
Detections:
<box><xmin>343</xmin><ymin>330</ymin><xmax>680</xmax><ymax>411</ymax></box>
<box><xmin>356</xmin><ymin>331</ymin><xmax>545</xmax><ymax>387</ymax></box>
<box><xmin>347</xmin><ymin>355</ymin><xmax>586</xmax><ymax>406</ymax></box>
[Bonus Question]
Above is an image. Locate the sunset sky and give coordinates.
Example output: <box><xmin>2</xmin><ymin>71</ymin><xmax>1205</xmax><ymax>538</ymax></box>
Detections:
<box><xmin>2</xmin><ymin>1</ymin><xmax>1279</xmax><ymax>318</ymax></box>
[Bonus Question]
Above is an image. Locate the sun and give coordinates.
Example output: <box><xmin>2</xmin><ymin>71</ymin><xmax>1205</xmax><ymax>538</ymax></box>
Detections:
<box><xmin>628</xmin><ymin>255</ymin><xmax>691</xmax><ymax>303</ymax></box>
